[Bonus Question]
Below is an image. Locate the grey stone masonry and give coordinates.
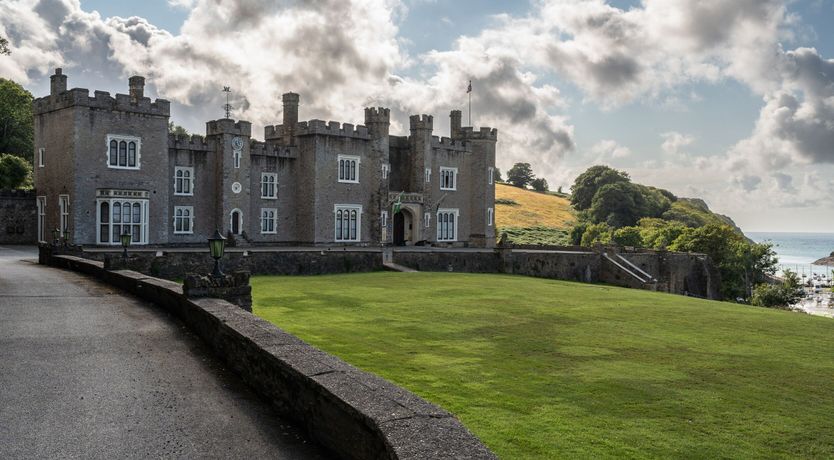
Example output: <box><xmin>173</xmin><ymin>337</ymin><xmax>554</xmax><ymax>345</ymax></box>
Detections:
<box><xmin>183</xmin><ymin>272</ymin><xmax>253</xmax><ymax>312</ymax></box>
<box><xmin>33</xmin><ymin>68</ymin><xmax>497</xmax><ymax>248</ymax></box>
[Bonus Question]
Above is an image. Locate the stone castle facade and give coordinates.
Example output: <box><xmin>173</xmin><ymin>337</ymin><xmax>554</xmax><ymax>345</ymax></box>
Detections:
<box><xmin>32</xmin><ymin>69</ymin><xmax>497</xmax><ymax>247</ymax></box>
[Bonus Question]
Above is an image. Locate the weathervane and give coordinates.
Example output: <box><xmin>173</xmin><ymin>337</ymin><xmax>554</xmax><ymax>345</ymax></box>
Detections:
<box><xmin>222</xmin><ymin>86</ymin><xmax>232</xmax><ymax>119</ymax></box>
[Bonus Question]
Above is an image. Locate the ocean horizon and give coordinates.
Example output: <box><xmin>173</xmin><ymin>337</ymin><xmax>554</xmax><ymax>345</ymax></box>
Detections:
<box><xmin>747</xmin><ymin>232</ymin><xmax>833</xmax><ymax>276</ymax></box>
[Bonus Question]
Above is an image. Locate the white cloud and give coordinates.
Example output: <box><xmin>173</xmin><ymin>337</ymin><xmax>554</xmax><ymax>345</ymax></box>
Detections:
<box><xmin>660</xmin><ymin>132</ymin><xmax>694</xmax><ymax>156</ymax></box>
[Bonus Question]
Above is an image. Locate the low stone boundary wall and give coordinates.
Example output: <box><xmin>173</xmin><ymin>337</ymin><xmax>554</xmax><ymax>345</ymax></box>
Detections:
<box><xmin>83</xmin><ymin>249</ymin><xmax>383</xmax><ymax>279</ymax></box>
<box><xmin>0</xmin><ymin>189</ymin><xmax>36</xmax><ymax>244</ymax></box>
<box><xmin>43</xmin><ymin>252</ymin><xmax>495</xmax><ymax>460</ymax></box>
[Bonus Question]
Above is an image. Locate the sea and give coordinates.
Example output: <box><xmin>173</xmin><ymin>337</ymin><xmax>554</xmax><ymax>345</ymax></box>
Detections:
<box><xmin>746</xmin><ymin>232</ymin><xmax>834</xmax><ymax>277</ymax></box>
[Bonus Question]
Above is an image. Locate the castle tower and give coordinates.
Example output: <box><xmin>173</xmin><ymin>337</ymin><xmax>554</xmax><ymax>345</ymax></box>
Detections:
<box><xmin>408</xmin><ymin>114</ymin><xmax>433</xmax><ymax>194</ymax></box>
<box><xmin>365</xmin><ymin>107</ymin><xmax>391</xmax><ymax>243</ymax></box>
<box><xmin>461</xmin><ymin>126</ymin><xmax>498</xmax><ymax>248</ymax></box>
<box><xmin>206</xmin><ymin>119</ymin><xmax>252</xmax><ymax>240</ymax></box>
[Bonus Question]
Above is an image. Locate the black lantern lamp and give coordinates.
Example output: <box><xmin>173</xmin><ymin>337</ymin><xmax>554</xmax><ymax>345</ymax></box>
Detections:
<box><xmin>63</xmin><ymin>229</ymin><xmax>71</xmax><ymax>247</ymax></box>
<box><xmin>120</xmin><ymin>231</ymin><xmax>131</xmax><ymax>259</ymax></box>
<box><xmin>51</xmin><ymin>228</ymin><xmax>60</xmax><ymax>245</ymax></box>
<box><xmin>208</xmin><ymin>229</ymin><xmax>226</xmax><ymax>277</ymax></box>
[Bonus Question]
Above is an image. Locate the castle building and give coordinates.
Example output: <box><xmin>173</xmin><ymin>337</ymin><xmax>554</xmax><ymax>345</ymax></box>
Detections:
<box><xmin>32</xmin><ymin>69</ymin><xmax>497</xmax><ymax>247</ymax></box>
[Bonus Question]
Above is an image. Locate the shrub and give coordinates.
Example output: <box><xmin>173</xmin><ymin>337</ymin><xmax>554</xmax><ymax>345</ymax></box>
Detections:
<box><xmin>751</xmin><ymin>270</ymin><xmax>803</xmax><ymax>309</ymax></box>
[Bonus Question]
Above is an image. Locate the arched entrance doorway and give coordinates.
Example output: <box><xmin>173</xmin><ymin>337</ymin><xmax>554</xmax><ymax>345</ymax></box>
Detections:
<box><xmin>230</xmin><ymin>209</ymin><xmax>242</xmax><ymax>235</ymax></box>
<box><xmin>393</xmin><ymin>209</ymin><xmax>413</xmax><ymax>246</ymax></box>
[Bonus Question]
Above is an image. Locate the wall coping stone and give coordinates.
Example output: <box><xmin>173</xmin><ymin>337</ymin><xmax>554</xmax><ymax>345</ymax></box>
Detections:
<box><xmin>42</xmin><ymin>250</ymin><xmax>495</xmax><ymax>459</ymax></box>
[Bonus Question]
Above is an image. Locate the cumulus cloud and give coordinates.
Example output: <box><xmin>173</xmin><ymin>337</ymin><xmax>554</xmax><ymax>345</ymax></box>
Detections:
<box><xmin>660</xmin><ymin>132</ymin><xmax>695</xmax><ymax>156</ymax></box>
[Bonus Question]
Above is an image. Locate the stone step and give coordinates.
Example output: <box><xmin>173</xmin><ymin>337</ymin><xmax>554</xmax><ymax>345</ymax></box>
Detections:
<box><xmin>383</xmin><ymin>262</ymin><xmax>418</xmax><ymax>272</ymax></box>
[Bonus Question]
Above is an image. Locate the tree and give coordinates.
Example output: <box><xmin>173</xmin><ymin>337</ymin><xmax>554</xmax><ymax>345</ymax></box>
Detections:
<box><xmin>494</xmin><ymin>167</ymin><xmax>503</xmax><ymax>182</ymax></box>
<box><xmin>168</xmin><ymin>121</ymin><xmax>189</xmax><ymax>136</ymax></box>
<box><xmin>751</xmin><ymin>270</ymin><xmax>803</xmax><ymax>309</ymax></box>
<box><xmin>570</xmin><ymin>165</ymin><xmax>630</xmax><ymax>211</ymax></box>
<box><xmin>669</xmin><ymin>223</ymin><xmax>778</xmax><ymax>301</ymax></box>
<box><xmin>588</xmin><ymin>181</ymin><xmax>645</xmax><ymax>227</ymax></box>
<box><xmin>0</xmin><ymin>153</ymin><xmax>32</xmax><ymax>189</ymax></box>
<box><xmin>0</xmin><ymin>35</ymin><xmax>10</xmax><ymax>55</ymax></box>
<box><xmin>638</xmin><ymin>218</ymin><xmax>688</xmax><ymax>250</ymax></box>
<box><xmin>507</xmin><ymin>162</ymin><xmax>535</xmax><ymax>188</ymax></box>
<box><xmin>579</xmin><ymin>223</ymin><xmax>612</xmax><ymax>247</ymax></box>
<box><xmin>612</xmin><ymin>226</ymin><xmax>642</xmax><ymax>247</ymax></box>
<box><xmin>530</xmin><ymin>177</ymin><xmax>549</xmax><ymax>192</ymax></box>
<box><xmin>0</xmin><ymin>78</ymin><xmax>34</xmax><ymax>162</ymax></box>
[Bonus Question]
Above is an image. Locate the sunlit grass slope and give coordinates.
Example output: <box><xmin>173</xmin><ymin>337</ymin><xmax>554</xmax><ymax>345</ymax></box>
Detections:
<box><xmin>495</xmin><ymin>183</ymin><xmax>574</xmax><ymax>244</ymax></box>
<box><xmin>253</xmin><ymin>272</ymin><xmax>834</xmax><ymax>459</ymax></box>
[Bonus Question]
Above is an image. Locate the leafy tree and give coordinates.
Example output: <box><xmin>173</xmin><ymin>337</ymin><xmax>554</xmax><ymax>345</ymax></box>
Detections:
<box><xmin>751</xmin><ymin>270</ymin><xmax>803</xmax><ymax>309</ymax></box>
<box><xmin>570</xmin><ymin>165</ymin><xmax>630</xmax><ymax>211</ymax></box>
<box><xmin>580</xmin><ymin>222</ymin><xmax>612</xmax><ymax>247</ymax></box>
<box><xmin>588</xmin><ymin>182</ymin><xmax>644</xmax><ymax>227</ymax></box>
<box><xmin>569</xmin><ymin>222</ymin><xmax>588</xmax><ymax>246</ymax></box>
<box><xmin>507</xmin><ymin>162</ymin><xmax>535</xmax><ymax>188</ymax></box>
<box><xmin>0</xmin><ymin>78</ymin><xmax>34</xmax><ymax>162</ymax></box>
<box><xmin>530</xmin><ymin>177</ymin><xmax>549</xmax><ymax>192</ymax></box>
<box><xmin>557</xmin><ymin>185</ymin><xmax>563</xmax><ymax>194</ymax></box>
<box><xmin>612</xmin><ymin>226</ymin><xmax>642</xmax><ymax>247</ymax></box>
<box><xmin>638</xmin><ymin>218</ymin><xmax>688</xmax><ymax>250</ymax></box>
<box><xmin>670</xmin><ymin>224</ymin><xmax>777</xmax><ymax>301</ymax></box>
<box><xmin>494</xmin><ymin>167</ymin><xmax>503</xmax><ymax>182</ymax></box>
<box><xmin>0</xmin><ymin>153</ymin><xmax>32</xmax><ymax>189</ymax></box>
<box><xmin>0</xmin><ymin>35</ymin><xmax>9</xmax><ymax>55</ymax></box>
<box><xmin>168</xmin><ymin>121</ymin><xmax>189</xmax><ymax>136</ymax></box>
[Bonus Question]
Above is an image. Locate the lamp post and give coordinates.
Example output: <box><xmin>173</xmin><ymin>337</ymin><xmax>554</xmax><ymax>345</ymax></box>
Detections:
<box><xmin>120</xmin><ymin>232</ymin><xmax>131</xmax><ymax>259</ymax></box>
<box><xmin>51</xmin><ymin>228</ymin><xmax>59</xmax><ymax>246</ymax></box>
<box><xmin>208</xmin><ymin>229</ymin><xmax>226</xmax><ymax>277</ymax></box>
<box><xmin>63</xmin><ymin>229</ymin><xmax>71</xmax><ymax>247</ymax></box>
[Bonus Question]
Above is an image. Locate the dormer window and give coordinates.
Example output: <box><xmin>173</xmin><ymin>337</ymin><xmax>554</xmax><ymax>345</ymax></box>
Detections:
<box><xmin>107</xmin><ymin>135</ymin><xmax>140</xmax><ymax>169</ymax></box>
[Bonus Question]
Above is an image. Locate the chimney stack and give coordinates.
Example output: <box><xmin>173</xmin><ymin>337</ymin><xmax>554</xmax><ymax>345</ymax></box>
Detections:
<box><xmin>50</xmin><ymin>68</ymin><xmax>67</xmax><ymax>96</ymax></box>
<box><xmin>450</xmin><ymin>110</ymin><xmax>462</xmax><ymax>139</ymax></box>
<box><xmin>129</xmin><ymin>76</ymin><xmax>145</xmax><ymax>104</ymax></box>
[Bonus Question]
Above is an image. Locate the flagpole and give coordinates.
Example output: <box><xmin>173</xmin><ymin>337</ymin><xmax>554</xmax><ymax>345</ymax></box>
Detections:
<box><xmin>468</xmin><ymin>80</ymin><xmax>472</xmax><ymax>126</ymax></box>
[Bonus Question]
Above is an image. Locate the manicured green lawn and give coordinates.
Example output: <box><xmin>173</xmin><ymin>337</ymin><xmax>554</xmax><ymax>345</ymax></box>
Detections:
<box><xmin>252</xmin><ymin>272</ymin><xmax>834</xmax><ymax>459</ymax></box>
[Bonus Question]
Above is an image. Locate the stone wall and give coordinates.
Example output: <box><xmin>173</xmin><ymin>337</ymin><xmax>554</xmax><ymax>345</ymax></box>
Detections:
<box><xmin>80</xmin><ymin>248</ymin><xmax>383</xmax><ymax>280</ymax></box>
<box><xmin>0</xmin><ymin>190</ymin><xmax>37</xmax><ymax>244</ymax></box>
<box><xmin>41</xmin><ymin>249</ymin><xmax>495</xmax><ymax>460</ymax></box>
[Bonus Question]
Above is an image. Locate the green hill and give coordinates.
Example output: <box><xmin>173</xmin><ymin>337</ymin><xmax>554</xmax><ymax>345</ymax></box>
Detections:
<box><xmin>494</xmin><ymin>183</ymin><xmax>575</xmax><ymax>244</ymax></box>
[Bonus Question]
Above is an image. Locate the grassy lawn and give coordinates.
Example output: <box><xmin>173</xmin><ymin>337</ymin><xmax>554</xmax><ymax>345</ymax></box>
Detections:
<box><xmin>252</xmin><ymin>272</ymin><xmax>834</xmax><ymax>459</ymax></box>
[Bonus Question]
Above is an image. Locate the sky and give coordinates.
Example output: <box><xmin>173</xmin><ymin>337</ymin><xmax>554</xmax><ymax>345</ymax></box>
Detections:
<box><xmin>1</xmin><ymin>0</ymin><xmax>833</xmax><ymax>233</ymax></box>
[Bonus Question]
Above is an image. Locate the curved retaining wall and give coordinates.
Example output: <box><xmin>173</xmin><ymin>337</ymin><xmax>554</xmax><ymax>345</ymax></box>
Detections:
<box><xmin>44</xmin><ymin>253</ymin><xmax>495</xmax><ymax>460</ymax></box>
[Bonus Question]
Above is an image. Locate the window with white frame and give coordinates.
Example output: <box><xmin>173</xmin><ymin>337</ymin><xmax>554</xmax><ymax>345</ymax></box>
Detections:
<box><xmin>334</xmin><ymin>205</ymin><xmax>361</xmax><ymax>241</ymax></box>
<box><xmin>260</xmin><ymin>208</ymin><xmax>277</xmax><ymax>234</ymax></box>
<box><xmin>436</xmin><ymin>209</ymin><xmax>459</xmax><ymax>241</ymax></box>
<box><xmin>488</xmin><ymin>167</ymin><xmax>494</xmax><ymax>184</ymax></box>
<box><xmin>380</xmin><ymin>210</ymin><xmax>388</xmax><ymax>228</ymax></box>
<box><xmin>107</xmin><ymin>135</ymin><xmax>140</xmax><ymax>169</ymax></box>
<box><xmin>37</xmin><ymin>196</ymin><xmax>45</xmax><ymax>241</ymax></box>
<box><xmin>174</xmin><ymin>167</ymin><xmax>194</xmax><ymax>195</ymax></box>
<box><xmin>382</xmin><ymin>163</ymin><xmax>389</xmax><ymax>180</ymax></box>
<box><xmin>440</xmin><ymin>167</ymin><xmax>457</xmax><ymax>190</ymax></box>
<box><xmin>173</xmin><ymin>206</ymin><xmax>194</xmax><ymax>234</ymax></box>
<box><xmin>261</xmin><ymin>173</ymin><xmax>277</xmax><ymax>199</ymax></box>
<box><xmin>233</xmin><ymin>150</ymin><xmax>241</xmax><ymax>169</ymax></box>
<box><xmin>59</xmin><ymin>195</ymin><xmax>69</xmax><ymax>236</ymax></box>
<box><xmin>338</xmin><ymin>155</ymin><xmax>360</xmax><ymax>183</ymax></box>
<box><xmin>424</xmin><ymin>212</ymin><xmax>430</xmax><ymax>228</ymax></box>
<box><xmin>488</xmin><ymin>207</ymin><xmax>494</xmax><ymax>226</ymax></box>
<box><xmin>97</xmin><ymin>199</ymin><xmax>148</xmax><ymax>244</ymax></box>
<box><xmin>425</xmin><ymin>168</ymin><xmax>431</xmax><ymax>183</ymax></box>
<box><xmin>39</xmin><ymin>148</ymin><xmax>45</xmax><ymax>167</ymax></box>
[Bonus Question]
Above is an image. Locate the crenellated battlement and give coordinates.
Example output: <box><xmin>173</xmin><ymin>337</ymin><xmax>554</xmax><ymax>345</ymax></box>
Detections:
<box><xmin>168</xmin><ymin>133</ymin><xmax>209</xmax><ymax>151</ymax></box>
<box><xmin>364</xmin><ymin>107</ymin><xmax>390</xmax><ymax>124</ymax></box>
<box><xmin>206</xmin><ymin>119</ymin><xmax>252</xmax><ymax>137</ymax></box>
<box><xmin>264</xmin><ymin>124</ymin><xmax>284</xmax><ymax>139</ymax></box>
<box><xmin>33</xmin><ymin>87</ymin><xmax>171</xmax><ymax>116</ymax></box>
<box><xmin>409</xmin><ymin>114</ymin><xmax>433</xmax><ymax>131</ymax></box>
<box><xmin>461</xmin><ymin>126</ymin><xmax>498</xmax><ymax>141</ymax></box>
<box><xmin>430</xmin><ymin>136</ymin><xmax>468</xmax><ymax>151</ymax></box>
<box><xmin>295</xmin><ymin>120</ymin><xmax>370</xmax><ymax>139</ymax></box>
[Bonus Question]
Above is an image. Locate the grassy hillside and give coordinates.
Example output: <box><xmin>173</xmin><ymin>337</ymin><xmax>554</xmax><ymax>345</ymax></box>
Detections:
<box><xmin>254</xmin><ymin>272</ymin><xmax>834</xmax><ymax>459</ymax></box>
<box><xmin>495</xmin><ymin>183</ymin><xmax>575</xmax><ymax>244</ymax></box>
